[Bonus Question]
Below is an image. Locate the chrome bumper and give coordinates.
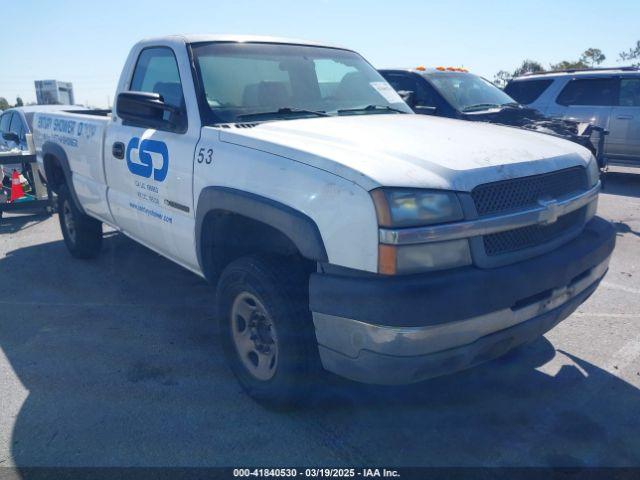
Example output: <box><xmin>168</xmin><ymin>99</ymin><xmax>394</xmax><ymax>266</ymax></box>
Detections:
<box><xmin>313</xmin><ymin>257</ymin><xmax>609</xmax><ymax>385</ymax></box>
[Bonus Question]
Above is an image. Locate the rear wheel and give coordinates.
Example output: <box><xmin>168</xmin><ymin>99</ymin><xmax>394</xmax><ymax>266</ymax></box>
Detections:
<box><xmin>58</xmin><ymin>185</ymin><xmax>102</xmax><ymax>259</ymax></box>
<box><xmin>217</xmin><ymin>255</ymin><xmax>319</xmax><ymax>407</ymax></box>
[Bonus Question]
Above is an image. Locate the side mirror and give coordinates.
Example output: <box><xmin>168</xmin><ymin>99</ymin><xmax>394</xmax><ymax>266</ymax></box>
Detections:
<box><xmin>2</xmin><ymin>132</ymin><xmax>20</xmax><ymax>143</ymax></box>
<box><xmin>116</xmin><ymin>91</ymin><xmax>185</xmax><ymax>132</ymax></box>
<box><xmin>415</xmin><ymin>105</ymin><xmax>437</xmax><ymax>115</ymax></box>
<box><xmin>397</xmin><ymin>90</ymin><xmax>416</xmax><ymax>108</ymax></box>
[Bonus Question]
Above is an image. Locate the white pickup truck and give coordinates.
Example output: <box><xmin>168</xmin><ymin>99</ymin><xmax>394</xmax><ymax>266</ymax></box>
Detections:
<box><xmin>33</xmin><ymin>35</ymin><xmax>615</xmax><ymax>406</ymax></box>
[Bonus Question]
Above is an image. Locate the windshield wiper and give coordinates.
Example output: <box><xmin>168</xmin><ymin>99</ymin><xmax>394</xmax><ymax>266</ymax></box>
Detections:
<box><xmin>337</xmin><ymin>105</ymin><xmax>407</xmax><ymax>115</ymax></box>
<box><xmin>461</xmin><ymin>103</ymin><xmax>502</xmax><ymax>112</ymax></box>
<box><xmin>236</xmin><ymin>107</ymin><xmax>330</xmax><ymax>121</ymax></box>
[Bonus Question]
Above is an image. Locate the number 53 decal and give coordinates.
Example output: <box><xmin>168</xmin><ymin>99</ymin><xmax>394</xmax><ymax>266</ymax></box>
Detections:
<box><xmin>197</xmin><ymin>147</ymin><xmax>213</xmax><ymax>164</ymax></box>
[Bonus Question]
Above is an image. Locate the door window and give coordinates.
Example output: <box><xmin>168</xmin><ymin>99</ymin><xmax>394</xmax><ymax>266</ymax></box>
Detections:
<box><xmin>383</xmin><ymin>73</ymin><xmax>440</xmax><ymax>107</ymax></box>
<box><xmin>384</xmin><ymin>73</ymin><xmax>419</xmax><ymax>94</ymax></box>
<box><xmin>129</xmin><ymin>47</ymin><xmax>186</xmax><ymax>130</ymax></box>
<box><xmin>556</xmin><ymin>78</ymin><xmax>618</xmax><ymax>106</ymax></box>
<box><xmin>9</xmin><ymin>113</ymin><xmax>26</xmax><ymax>143</ymax></box>
<box><xmin>504</xmin><ymin>79</ymin><xmax>553</xmax><ymax>104</ymax></box>
<box><xmin>619</xmin><ymin>78</ymin><xmax>640</xmax><ymax>107</ymax></box>
<box><xmin>0</xmin><ymin>112</ymin><xmax>12</xmax><ymax>135</ymax></box>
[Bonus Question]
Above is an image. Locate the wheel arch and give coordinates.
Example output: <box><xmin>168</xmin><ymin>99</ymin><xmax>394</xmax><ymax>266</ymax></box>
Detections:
<box><xmin>41</xmin><ymin>141</ymin><xmax>86</xmax><ymax>214</ymax></box>
<box><xmin>196</xmin><ymin>187</ymin><xmax>328</xmax><ymax>282</ymax></box>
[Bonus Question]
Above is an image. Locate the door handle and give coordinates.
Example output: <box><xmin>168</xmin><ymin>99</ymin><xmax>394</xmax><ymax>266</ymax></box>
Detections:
<box><xmin>617</xmin><ymin>115</ymin><xmax>634</xmax><ymax>120</ymax></box>
<box><xmin>112</xmin><ymin>142</ymin><xmax>125</xmax><ymax>159</ymax></box>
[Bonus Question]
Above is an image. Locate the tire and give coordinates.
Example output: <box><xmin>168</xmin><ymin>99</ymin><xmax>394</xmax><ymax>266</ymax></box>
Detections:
<box><xmin>217</xmin><ymin>254</ymin><xmax>319</xmax><ymax>407</ymax></box>
<box><xmin>57</xmin><ymin>184</ymin><xmax>102</xmax><ymax>259</ymax></box>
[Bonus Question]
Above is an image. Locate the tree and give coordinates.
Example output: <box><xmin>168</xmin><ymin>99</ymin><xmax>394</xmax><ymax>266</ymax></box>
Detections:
<box><xmin>15</xmin><ymin>97</ymin><xmax>24</xmax><ymax>107</ymax></box>
<box><xmin>512</xmin><ymin>59</ymin><xmax>545</xmax><ymax>77</ymax></box>
<box><xmin>0</xmin><ymin>97</ymin><xmax>9</xmax><ymax>111</ymax></box>
<box><xmin>494</xmin><ymin>46</ymin><xmax>607</xmax><ymax>88</ymax></box>
<box><xmin>492</xmin><ymin>60</ymin><xmax>544</xmax><ymax>90</ymax></box>
<box><xmin>580</xmin><ymin>48</ymin><xmax>606</xmax><ymax>67</ymax></box>
<box><xmin>550</xmin><ymin>59</ymin><xmax>588</xmax><ymax>71</ymax></box>
<box><xmin>619</xmin><ymin>40</ymin><xmax>640</xmax><ymax>66</ymax></box>
<box><xmin>493</xmin><ymin>70</ymin><xmax>513</xmax><ymax>88</ymax></box>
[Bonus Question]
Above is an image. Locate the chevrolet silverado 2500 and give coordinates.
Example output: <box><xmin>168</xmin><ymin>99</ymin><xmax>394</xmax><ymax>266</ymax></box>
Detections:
<box><xmin>32</xmin><ymin>35</ymin><xmax>615</xmax><ymax>405</ymax></box>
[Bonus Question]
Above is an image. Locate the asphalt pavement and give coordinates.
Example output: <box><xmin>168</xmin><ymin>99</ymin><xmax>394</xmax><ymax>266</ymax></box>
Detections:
<box><xmin>0</xmin><ymin>168</ymin><xmax>639</xmax><ymax>470</ymax></box>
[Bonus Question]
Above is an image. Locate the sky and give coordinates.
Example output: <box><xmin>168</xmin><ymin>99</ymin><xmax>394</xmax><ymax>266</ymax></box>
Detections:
<box><xmin>1</xmin><ymin>0</ymin><xmax>638</xmax><ymax>108</ymax></box>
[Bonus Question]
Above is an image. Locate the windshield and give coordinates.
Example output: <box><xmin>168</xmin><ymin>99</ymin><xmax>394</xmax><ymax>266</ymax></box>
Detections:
<box><xmin>426</xmin><ymin>73</ymin><xmax>516</xmax><ymax>112</ymax></box>
<box><xmin>191</xmin><ymin>42</ymin><xmax>413</xmax><ymax>124</ymax></box>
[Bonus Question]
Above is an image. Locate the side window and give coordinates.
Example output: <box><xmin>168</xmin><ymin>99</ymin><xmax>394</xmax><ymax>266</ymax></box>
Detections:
<box><xmin>130</xmin><ymin>47</ymin><xmax>186</xmax><ymax>127</ymax></box>
<box><xmin>383</xmin><ymin>73</ymin><xmax>419</xmax><ymax>94</ymax></box>
<box><xmin>556</xmin><ymin>78</ymin><xmax>618</xmax><ymax>106</ymax></box>
<box><xmin>0</xmin><ymin>113</ymin><xmax>12</xmax><ymax>134</ymax></box>
<box><xmin>504</xmin><ymin>79</ymin><xmax>553</xmax><ymax>104</ymax></box>
<box><xmin>619</xmin><ymin>78</ymin><xmax>640</xmax><ymax>107</ymax></box>
<box><xmin>9</xmin><ymin>114</ymin><xmax>26</xmax><ymax>142</ymax></box>
<box><xmin>383</xmin><ymin>73</ymin><xmax>439</xmax><ymax>107</ymax></box>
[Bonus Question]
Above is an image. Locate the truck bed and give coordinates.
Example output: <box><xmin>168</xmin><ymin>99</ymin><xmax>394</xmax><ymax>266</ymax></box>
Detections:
<box><xmin>32</xmin><ymin>110</ymin><xmax>111</xmax><ymax>222</ymax></box>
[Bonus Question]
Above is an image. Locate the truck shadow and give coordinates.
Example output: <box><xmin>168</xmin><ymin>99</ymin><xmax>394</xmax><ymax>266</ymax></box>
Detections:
<box><xmin>0</xmin><ymin>232</ymin><xmax>639</xmax><ymax>469</ymax></box>
<box><xmin>612</xmin><ymin>221</ymin><xmax>640</xmax><ymax>239</ymax></box>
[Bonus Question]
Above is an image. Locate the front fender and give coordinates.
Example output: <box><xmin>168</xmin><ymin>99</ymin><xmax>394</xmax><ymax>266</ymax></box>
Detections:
<box><xmin>195</xmin><ymin>186</ymin><xmax>328</xmax><ymax>278</ymax></box>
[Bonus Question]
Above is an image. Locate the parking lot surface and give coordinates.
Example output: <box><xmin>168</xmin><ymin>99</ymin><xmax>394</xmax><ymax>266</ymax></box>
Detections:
<box><xmin>0</xmin><ymin>169</ymin><xmax>639</xmax><ymax>469</ymax></box>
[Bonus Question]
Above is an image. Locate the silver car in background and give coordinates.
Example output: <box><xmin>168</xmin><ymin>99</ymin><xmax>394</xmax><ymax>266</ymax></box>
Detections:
<box><xmin>506</xmin><ymin>67</ymin><xmax>640</xmax><ymax>168</ymax></box>
<box><xmin>0</xmin><ymin>105</ymin><xmax>87</xmax><ymax>184</ymax></box>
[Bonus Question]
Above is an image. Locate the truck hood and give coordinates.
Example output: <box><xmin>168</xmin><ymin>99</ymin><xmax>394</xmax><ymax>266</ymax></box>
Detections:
<box><xmin>218</xmin><ymin>114</ymin><xmax>592</xmax><ymax>191</ymax></box>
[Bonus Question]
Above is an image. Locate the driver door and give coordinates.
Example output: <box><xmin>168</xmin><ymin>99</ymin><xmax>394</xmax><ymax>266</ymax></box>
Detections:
<box><xmin>105</xmin><ymin>46</ymin><xmax>200</xmax><ymax>268</ymax></box>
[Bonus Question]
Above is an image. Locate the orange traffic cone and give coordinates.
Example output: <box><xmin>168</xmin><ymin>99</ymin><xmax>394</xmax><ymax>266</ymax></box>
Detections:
<box><xmin>10</xmin><ymin>170</ymin><xmax>25</xmax><ymax>202</ymax></box>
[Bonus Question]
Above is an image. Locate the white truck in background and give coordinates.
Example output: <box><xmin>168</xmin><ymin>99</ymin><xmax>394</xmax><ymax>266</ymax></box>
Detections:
<box><xmin>33</xmin><ymin>35</ymin><xmax>615</xmax><ymax>406</ymax></box>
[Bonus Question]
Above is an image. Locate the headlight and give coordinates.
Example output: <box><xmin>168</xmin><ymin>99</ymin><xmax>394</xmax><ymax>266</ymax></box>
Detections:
<box><xmin>370</xmin><ymin>188</ymin><xmax>464</xmax><ymax>228</ymax></box>
<box><xmin>371</xmin><ymin>188</ymin><xmax>470</xmax><ymax>274</ymax></box>
<box><xmin>587</xmin><ymin>157</ymin><xmax>600</xmax><ymax>187</ymax></box>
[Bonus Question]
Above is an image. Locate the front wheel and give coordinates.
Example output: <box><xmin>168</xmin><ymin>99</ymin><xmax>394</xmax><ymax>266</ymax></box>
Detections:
<box><xmin>217</xmin><ymin>255</ymin><xmax>319</xmax><ymax>407</ymax></box>
<box><xmin>58</xmin><ymin>185</ymin><xmax>103</xmax><ymax>259</ymax></box>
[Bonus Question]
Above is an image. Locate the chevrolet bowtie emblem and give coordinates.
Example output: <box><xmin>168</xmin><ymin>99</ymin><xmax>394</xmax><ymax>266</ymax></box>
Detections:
<box><xmin>537</xmin><ymin>198</ymin><xmax>561</xmax><ymax>225</ymax></box>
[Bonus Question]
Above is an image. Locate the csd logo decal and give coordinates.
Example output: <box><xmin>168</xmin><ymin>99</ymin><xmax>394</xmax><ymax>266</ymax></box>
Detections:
<box><xmin>126</xmin><ymin>137</ymin><xmax>169</xmax><ymax>182</ymax></box>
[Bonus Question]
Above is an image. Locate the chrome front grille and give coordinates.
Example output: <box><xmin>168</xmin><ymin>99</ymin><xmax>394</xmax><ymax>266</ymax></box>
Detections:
<box><xmin>377</xmin><ymin>166</ymin><xmax>598</xmax><ymax>269</ymax></box>
<box><xmin>471</xmin><ymin>167</ymin><xmax>588</xmax><ymax>217</ymax></box>
<box><xmin>471</xmin><ymin>167</ymin><xmax>589</xmax><ymax>258</ymax></box>
<box><xmin>483</xmin><ymin>206</ymin><xmax>586</xmax><ymax>256</ymax></box>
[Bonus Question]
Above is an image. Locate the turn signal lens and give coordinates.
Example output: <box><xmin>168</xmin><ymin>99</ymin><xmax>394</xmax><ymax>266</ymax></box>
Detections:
<box><xmin>378</xmin><ymin>241</ymin><xmax>472</xmax><ymax>275</ymax></box>
<box><xmin>378</xmin><ymin>244</ymin><xmax>398</xmax><ymax>275</ymax></box>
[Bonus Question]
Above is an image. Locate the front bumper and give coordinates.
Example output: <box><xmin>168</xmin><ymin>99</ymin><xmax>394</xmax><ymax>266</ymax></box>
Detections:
<box><xmin>310</xmin><ymin>217</ymin><xmax>615</xmax><ymax>384</ymax></box>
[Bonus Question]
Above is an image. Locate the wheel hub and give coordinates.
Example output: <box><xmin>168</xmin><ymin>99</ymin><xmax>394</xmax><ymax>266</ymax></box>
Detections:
<box><xmin>249</xmin><ymin>311</ymin><xmax>275</xmax><ymax>353</ymax></box>
<box><xmin>231</xmin><ymin>292</ymin><xmax>278</xmax><ymax>381</ymax></box>
<box><xmin>62</xmin><ymin>200</ymin><xmax>76</xmax><ymax>243</ymax></box>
